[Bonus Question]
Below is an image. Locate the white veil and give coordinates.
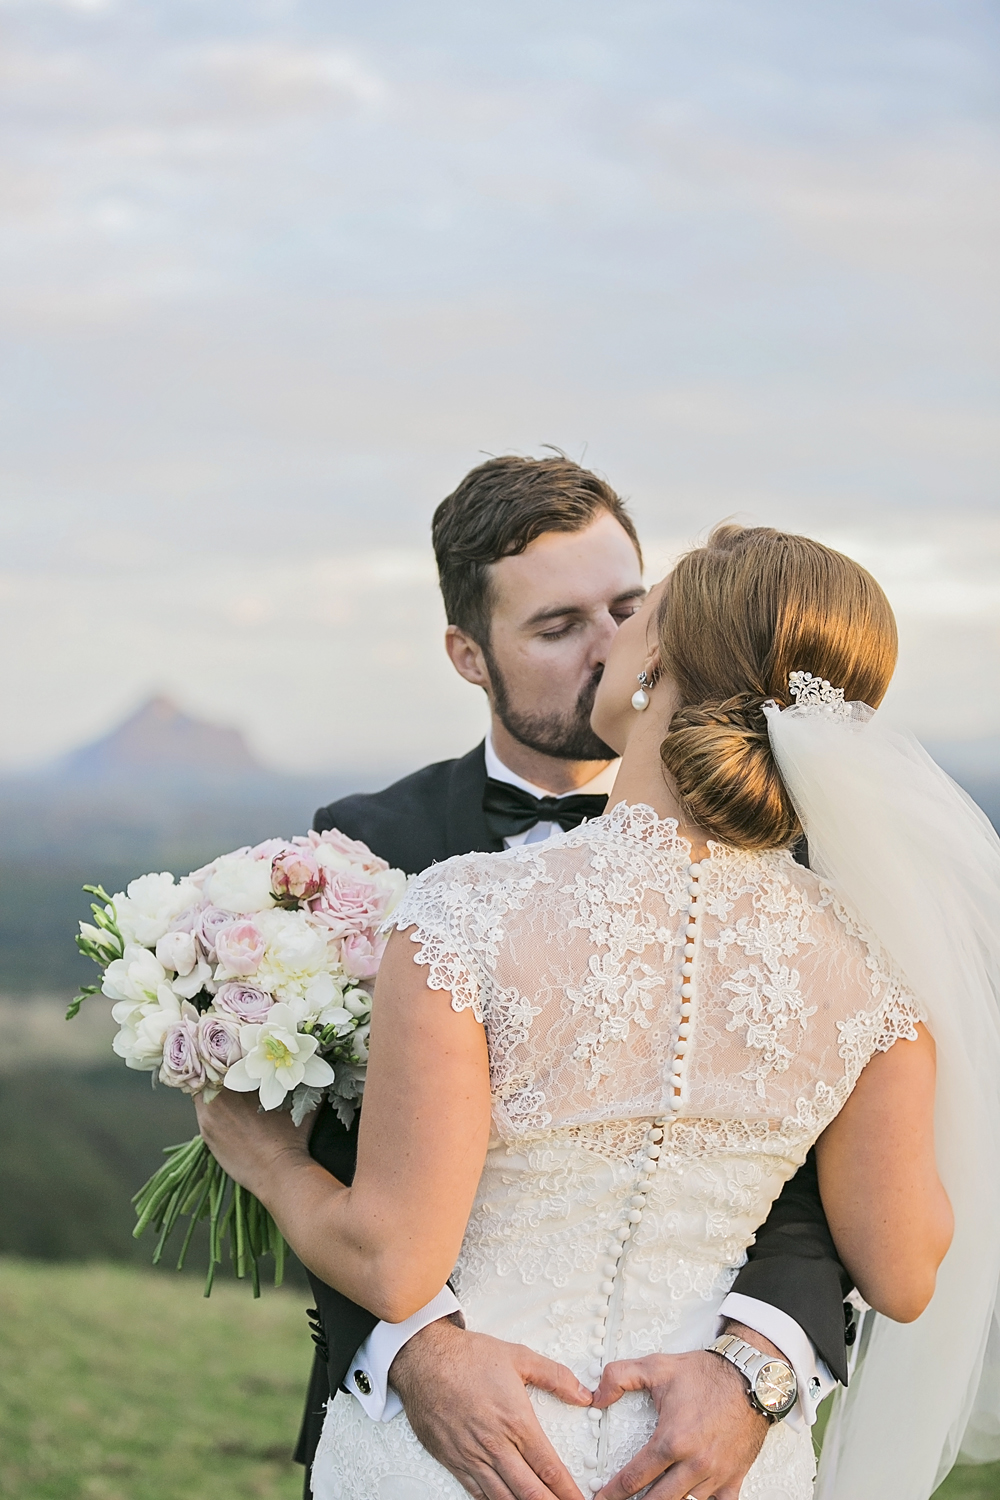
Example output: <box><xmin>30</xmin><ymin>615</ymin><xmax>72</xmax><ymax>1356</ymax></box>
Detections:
<box><xmin>763</xmin><ymin>683</ymin><xmax>1000</xmax><ymax>1499</ymax></box>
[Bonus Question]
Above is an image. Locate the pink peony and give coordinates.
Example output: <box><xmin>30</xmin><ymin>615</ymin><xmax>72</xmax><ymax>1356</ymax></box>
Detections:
<box><xmin>213</xmin><ymin>982</ymin><xmax>275</xmax><ymax>1023</ymax></box>
<box><xmin>196</xmin><ymin>1013</ymin><xmax>243</xmax><ymax>1081</ymax></box>
<box><xmin>196</xmin><ymin>905</ymin><xmax>234</xmax><ymax>958</ymax></box>
<box><xmin>302</xmin><ymin>827</ymin><xmax>388</xmax><ymax>874</ymax></box>
<box><xmin>160</xmin><ymin>1015</ymin><xmax>206</xmax><ymax>1092</ymax></box>
<box><xmin>340</xmin><ymin>929</ymin><xmax>386</xmax><ymax>980</ymax></box>
<box><xmin>271</xmin><ymin>847</ymin><xmax>322</xmax><ymax>902</ymax></box>
<box><xmin>310</xmin><ymin>872</ymin><xmax>387</xmax><ymax>938</ymax></box>
<box><xmin>215</xmin><ymin>921</ymin><xmax>266</xmax><ymax>977</ymax></box>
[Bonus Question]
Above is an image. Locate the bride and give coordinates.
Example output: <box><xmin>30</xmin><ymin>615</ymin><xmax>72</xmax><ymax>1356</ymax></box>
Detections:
<box><xmin>198</xmin><ymin>524</ymin><xmax>1000</xmax><ymax>1500</ymax></box>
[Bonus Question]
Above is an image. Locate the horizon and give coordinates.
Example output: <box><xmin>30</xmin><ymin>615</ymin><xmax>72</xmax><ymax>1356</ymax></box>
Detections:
<box><xmin>2</xmin><ymin>1</ymin><xmax>998</xmax><ymax>775</ymax></box>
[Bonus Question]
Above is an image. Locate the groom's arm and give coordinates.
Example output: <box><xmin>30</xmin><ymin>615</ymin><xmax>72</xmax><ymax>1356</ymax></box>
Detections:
<box><xmin>728</xmin><ymin>1148</ymin><xmax>854</xmax><ymax>1386</ymax></box>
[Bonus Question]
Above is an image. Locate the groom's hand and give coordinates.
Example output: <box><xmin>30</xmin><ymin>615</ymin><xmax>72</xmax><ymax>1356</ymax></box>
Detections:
<box><xmin>591</xmin><ymin>1343</ymin><xmax>770</xmax><ymax>1500</ymax></box>
<box><xmin>389</xmin><ymin>1318</ymin><xmax>592</xmax><ymax>1500</ymax></box>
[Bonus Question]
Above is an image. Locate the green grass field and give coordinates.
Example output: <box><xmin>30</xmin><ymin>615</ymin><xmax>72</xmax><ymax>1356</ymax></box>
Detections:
<box><xmin>0</xmin><ymin>1258</ymin><xmax>311</xmax><ymax>1500</ymax></box>
<box><xmin>2</xmin><ymin>1257</ymin><xmax>998</xmax><ymax>1499</ymax></box>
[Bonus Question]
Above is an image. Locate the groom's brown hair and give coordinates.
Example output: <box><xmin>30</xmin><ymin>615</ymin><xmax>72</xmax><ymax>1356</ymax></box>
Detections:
<box><xmin>432</xmin><ymin>454</ymin><xmax>641</xmax><ymax>645</ymax></box>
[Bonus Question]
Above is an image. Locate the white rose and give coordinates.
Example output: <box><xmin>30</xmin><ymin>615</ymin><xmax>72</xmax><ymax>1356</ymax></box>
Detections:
<box><xmin>224</xmin><ymin>1003</ymin><xmax>335</xmax><ymax>1110</ymax></box>
<box><xmin>155</xmin><ymin>930</ymin><xmax>197</xmax><ymax>976</ymax></box>
<box><xmin>342</xmin><ymin>990</ymin><xmax>372</xmax><ymax>1018</ymax></box>
<box><xmin>204</xmin><ymin>855</ymin><xmax>275</xmax><ymax>915</ymax></box>
<box><xmin>113</xmin><ymin>873</ymin><xmax>200</xmax><ymax>948</ymax></box>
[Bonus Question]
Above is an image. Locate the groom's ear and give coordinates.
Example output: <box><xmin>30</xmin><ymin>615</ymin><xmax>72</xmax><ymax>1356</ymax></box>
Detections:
<box><xmin>445</xmin><ymin>625</ymin><xmax>492</xmax><ymax>694</ymax></box>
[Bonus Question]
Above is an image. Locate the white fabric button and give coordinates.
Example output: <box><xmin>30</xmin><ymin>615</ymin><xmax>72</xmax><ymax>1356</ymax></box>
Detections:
<box><xmin>630</xmin><ymin>1194</ymin><xmax>646</xmax><ymax>1207</ymax></box>
<box><xmin>589</xmin><ymin>1362</ymin><xmax>602</xmax><ymax>1378</ymax></box>
<box><xmin>684</xmin><ymin>943</ymin><xmax>696</xmax><ymax>958</ymax></box>
<box><xmin>589</xmin><ymin>1478</ymin><xmax>603</xmax><ymax>1493</ymax></box>
<box><xmin>588</xmin><ymin>1407</ymin><xmax>602</xmax><ymax>1424</ymax></box>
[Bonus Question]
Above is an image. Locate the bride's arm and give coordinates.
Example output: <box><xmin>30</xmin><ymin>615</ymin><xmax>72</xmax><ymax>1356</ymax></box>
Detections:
<box><xmin>814</xmin><ymin>1022</ymin><xmax>953</xmax><ymax>1322</ymax></box>
<box><xmin>195</xmin><ymin>927</ymin><xmax>492</xmax><ymax>1324</ymax></box>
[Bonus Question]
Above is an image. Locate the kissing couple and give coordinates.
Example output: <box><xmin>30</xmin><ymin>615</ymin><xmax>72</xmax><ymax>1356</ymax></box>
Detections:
<box><xmin>198</xmin><ymin>456</ymin><xmax>1000</xmax><ymax>1500</ymax></box>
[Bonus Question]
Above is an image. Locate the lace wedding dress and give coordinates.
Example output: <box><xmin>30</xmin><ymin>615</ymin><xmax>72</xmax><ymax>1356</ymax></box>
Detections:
<box><xmin>311</xmin><ymin>802</ymin><xmax>922</xmax><ymax>1500</ymax></box>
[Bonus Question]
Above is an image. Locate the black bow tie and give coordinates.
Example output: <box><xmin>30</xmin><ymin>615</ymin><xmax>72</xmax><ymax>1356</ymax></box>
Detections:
<box><xmin>482</xmin><ymin>777</ymin><xmax>609</xmax><ymax>841</ymax></box>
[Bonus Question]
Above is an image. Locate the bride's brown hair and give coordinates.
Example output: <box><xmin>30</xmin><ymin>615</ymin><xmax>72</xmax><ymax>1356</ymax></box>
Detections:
<box><xmin>657</xmin><ymin>524</ymin><xmax>898</xmax><ymax>850</ymax></box>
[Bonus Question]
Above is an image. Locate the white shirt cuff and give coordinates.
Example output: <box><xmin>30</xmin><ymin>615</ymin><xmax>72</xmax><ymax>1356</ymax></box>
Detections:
<box><xmin>346</xmin><ymin>1287</ymin><xmax>463</xmax><ymax>1422</ymax></box>
<box><xmin>717</xmin><ymin>1292</ymin><xmax>837</xmax><ymax>1432</ymax></box>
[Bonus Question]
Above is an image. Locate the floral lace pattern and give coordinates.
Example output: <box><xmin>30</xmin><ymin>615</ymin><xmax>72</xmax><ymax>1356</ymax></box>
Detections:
<box><xmin>313</xmin><ymin>804</ymin><xmax>922</xmax><ymax>1500</ymax></box>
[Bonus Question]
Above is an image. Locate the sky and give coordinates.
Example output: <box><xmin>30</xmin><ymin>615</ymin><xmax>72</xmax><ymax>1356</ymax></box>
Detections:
<box><xmin>1</xmin><ymin>0</ymin><xmax>998</xmax><ymax>775</ymax></box>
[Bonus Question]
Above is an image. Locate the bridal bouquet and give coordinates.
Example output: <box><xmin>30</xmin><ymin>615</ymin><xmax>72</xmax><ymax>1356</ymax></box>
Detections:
<box><xmin>69</xmin><ymin>828</ymin><xmax>407</xmax><ymax>1295</ymax></box>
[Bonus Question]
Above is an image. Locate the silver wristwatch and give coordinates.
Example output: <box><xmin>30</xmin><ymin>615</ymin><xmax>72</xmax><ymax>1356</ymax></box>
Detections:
<box><xmin>708</xmin><ymin>1334</ymin><xmax>797</xmax><ymax>1422</ymax></box>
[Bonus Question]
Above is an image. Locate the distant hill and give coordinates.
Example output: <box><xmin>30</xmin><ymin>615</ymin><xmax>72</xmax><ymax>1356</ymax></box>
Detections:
<box><xmin>63</xmin><ymin>696</ymin><xmax>262</xmax><ymax>780</ymax></box>
<box><xmin>0</xmin><ymin>697</ymin><xmax>404</xmax><ymax>995</ymax></box>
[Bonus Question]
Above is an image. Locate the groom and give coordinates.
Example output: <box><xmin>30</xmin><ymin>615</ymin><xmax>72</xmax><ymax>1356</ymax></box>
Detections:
<box><xmin>296</xmin><ymin>456</ymin><xmax>852</xmax><ymax>1500</ymax></box>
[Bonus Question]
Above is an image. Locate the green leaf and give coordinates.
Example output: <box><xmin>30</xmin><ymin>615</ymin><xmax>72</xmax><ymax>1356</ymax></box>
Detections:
<box><xmin>65</xmin><ymin>985</ymin><xmax>99</xmax><ymax>1021</ymax></box>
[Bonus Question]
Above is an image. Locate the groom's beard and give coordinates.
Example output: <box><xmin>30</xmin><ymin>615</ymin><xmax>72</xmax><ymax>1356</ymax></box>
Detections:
<box><xmin>485</xmin><ymin>654</ymin><xmax>617</xmax><ymax>762</ymax></box>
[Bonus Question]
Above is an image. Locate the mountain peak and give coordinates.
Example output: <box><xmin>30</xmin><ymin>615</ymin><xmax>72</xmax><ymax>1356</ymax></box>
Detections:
<box><xmin>64</xmin><ymin>696</ymin><xmax>263</xmax><ymax>779</ymax></box>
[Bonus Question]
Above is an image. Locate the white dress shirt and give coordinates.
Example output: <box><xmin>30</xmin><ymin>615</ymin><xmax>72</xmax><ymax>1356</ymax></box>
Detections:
<box><xmin>346</xmin><ymin>739</ymin><xmax>833</xmax><ymax>1427</ymax></box>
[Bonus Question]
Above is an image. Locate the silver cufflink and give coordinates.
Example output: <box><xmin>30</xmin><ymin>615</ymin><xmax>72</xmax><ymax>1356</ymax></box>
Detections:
<box><xmin>354</xmin><ymin>1370</ymin><xmax>372</xmax><ymax>1396</ymax></box>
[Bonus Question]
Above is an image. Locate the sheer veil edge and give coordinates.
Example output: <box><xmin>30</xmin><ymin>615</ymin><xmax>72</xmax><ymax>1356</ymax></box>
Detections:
<box><xmin>763</xmin><ymin>700</ymin><xmax>1000</xmax><ymax>1499</ymax></box>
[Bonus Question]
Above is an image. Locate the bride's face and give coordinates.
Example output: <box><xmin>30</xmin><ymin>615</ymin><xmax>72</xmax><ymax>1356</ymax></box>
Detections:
<box><xmin>591</xmin><ymin>577</ymin><xmax>672</xmax><ymax>753</ymax></box>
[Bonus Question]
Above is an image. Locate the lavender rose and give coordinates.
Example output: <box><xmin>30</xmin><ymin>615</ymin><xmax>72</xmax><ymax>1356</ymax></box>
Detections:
<box><xmin>271</xmin><ymin>847</ymin><xmax>322</xmax><ymax>902</ymax></box>
<box><xmin>159</xmin><ymin>1014</ymin><xmax>207</xmax><ymax>1092</ymax></box>
<box><xmin>196</xmin><ymin>1013</ymin><xmax>243</xmax><ymax>1083</ymax></box>
<box><xmin>215</xmin><ymin>920</ymin><xmax>266</xmax><ymax>977</ymax></box>
<box><xmin>196</xmin><ymin>905</ymin><xmax>234</xmax><ymax>959</ymax></box>
<box><xmin>213</xmin><ymin>981</ymin><xmax>274</xmax><ymax>1023</ymax></box>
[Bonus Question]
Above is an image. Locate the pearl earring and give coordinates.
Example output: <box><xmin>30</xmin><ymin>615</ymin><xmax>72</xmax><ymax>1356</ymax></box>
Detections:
<box><xmin>632</xmin><ymin>671</ymin><xmax>652</xmax><ymax>711</ymax></box>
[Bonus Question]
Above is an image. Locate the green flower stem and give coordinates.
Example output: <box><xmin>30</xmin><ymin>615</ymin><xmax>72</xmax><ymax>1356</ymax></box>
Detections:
<box><xmin>131</xmin><ymin>1135</ymin><xmax>287</xmax><ymax>1299</ymax></box>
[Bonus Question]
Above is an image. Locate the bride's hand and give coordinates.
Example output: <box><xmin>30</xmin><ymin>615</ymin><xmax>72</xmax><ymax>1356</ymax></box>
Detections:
<box><xmin>193</xmin><ymin>1087</ymin><xmax>313</xmax><ymax>1199</ymax></box>
<box><xmin>591</xmin><ymin>1346</ymin><xmax>769</xmax><ymax>1500</ymax></box>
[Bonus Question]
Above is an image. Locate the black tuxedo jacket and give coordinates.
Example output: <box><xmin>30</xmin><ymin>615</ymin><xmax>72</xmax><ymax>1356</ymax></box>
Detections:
<box><xmin>294</xmin><ymin>741</ymin><xmax>852</xmax><ymax>1475</ymax></box>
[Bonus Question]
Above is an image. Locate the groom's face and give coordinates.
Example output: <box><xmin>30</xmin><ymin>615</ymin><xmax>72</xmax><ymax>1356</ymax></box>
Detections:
<box><xmin>449</xmin><ymin>512</ymin><xmax>645</xmax><ymax>761</ymax></box>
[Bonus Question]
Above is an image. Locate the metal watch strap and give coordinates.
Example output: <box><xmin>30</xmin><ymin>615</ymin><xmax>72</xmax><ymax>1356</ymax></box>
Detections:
<box><xmin>708</xmin><ymin>1334</ymin><xmax>796</xmax><ymax>1421</ymax></box>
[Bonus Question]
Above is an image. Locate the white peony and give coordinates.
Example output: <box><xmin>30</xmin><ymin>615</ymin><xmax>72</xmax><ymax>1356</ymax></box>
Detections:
<box><xmin>113</xmin><ymin>873</ymin><xmax>200</xmax><ymax>948</ymax></box>
<box><xmin>224</xmin><ymin>1004</ymin><xmax>335</xmax><ymax>1110</ymax></box>
<box><xmin>251</xmin><ymin>908</ymin><xmax>337</xmax><ymax>1005</ymax></box>
<box><xmin>203</xmin><ymin>854</ymin><xmax>275</xmax><ymax>915</ymax></box>
<box><xmin>111</xmin><ymin>984</ymin><xmax>187</xmax><ymax>1071</ymax></box>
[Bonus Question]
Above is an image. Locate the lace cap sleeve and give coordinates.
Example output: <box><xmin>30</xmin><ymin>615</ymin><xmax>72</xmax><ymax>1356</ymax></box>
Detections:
<box><xmin>384</xmin><ymin>862</ymin><xmax>484</xmax><ymax>1022</ymax></box>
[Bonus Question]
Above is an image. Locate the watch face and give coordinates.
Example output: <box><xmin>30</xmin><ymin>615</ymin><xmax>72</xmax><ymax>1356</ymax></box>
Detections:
<box><xmin>753</xmin><ymin>1361</ymin><xmax>797</xmax><ymax>1416</ymax></box>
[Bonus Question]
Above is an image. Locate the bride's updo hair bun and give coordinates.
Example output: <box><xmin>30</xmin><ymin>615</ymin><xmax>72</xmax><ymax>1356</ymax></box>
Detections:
<box><xmin>657</xmin><ymin>524</ymin><xmax>898</xmax><ymax>850</ymax></box>
<box><xmin>660</xmin><ymin>693</ymin><xmax>799</xmax><ymax>852</ymax></box>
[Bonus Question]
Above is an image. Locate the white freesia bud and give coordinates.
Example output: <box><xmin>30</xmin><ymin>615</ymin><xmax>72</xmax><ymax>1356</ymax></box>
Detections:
<box><xmin>79</xmin><ymin>922</ymin><xmax>119</xmax><ymax>952</ymax></box>
<box><xmin>224</xmin><ymin>1003</ymin><xmax>335</xmax><ymax>1111</ymax></box>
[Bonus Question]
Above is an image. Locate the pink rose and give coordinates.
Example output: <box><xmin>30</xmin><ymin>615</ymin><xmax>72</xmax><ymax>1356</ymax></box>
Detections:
<box><xmin>310</xmin><ymin>872</ymin><xmax>386</xmax><ymax>939</ymax></box>
<box><xmin>251</xmin><ymin>837</ymin><xmax>292</xmax><ymax>861</ymax></box>
<box><xmin>271</xmin><ymin>848</ymin><xmax>322</xmax><ymax>902</ymax></box>
<box><xmin>196</xmin><ymin>1013</ymin><xmax>243</xmax><ymax>1081</ymax></box>
<box><xmin>340</xmin><ymin>929</ymin><xmax>386</xmax><ymax>980</ymax></box>
<box><xmin>303</xmin><ymin>827</ymin><xmax>388</xmax><ymax>874</ymax></box>
<box><xmin>196</xmin><ymin>905</ymin><xmax>234</xmax><ymax>958</ymax></box>
<box><xmin>213</xmin><ymin>982</ymin><xmax>274</xmax><ymax>1023</ymax></box>
<box><xmin>215</xmin><ymin>921</ymin><xmax>266</xmax><ymax>977</ymax></box>
<box><xmin>159</xmin><ymin>1016</ymin><xmax>206</xmax><ymax>1092</ymax></box>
